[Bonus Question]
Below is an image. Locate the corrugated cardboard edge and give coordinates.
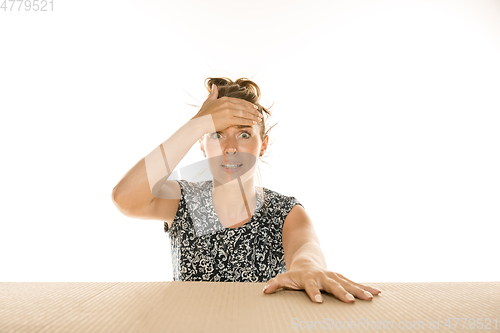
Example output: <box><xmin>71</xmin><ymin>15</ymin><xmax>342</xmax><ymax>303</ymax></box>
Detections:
<box><xmin>1</xmin><ymin>281</ymin><xmax>499</xmax><ymax>332</ymax></box>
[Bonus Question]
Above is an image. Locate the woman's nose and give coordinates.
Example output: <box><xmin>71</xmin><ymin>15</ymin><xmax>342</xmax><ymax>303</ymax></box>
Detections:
<box><xmin>225</xmin><ymin>147</ymin><xmax>237</xmax><ymax>154</ymax></box>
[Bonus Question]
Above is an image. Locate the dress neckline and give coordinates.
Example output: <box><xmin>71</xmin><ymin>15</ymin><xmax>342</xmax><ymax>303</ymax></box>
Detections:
<box><xmin>208</xmin><ymin>180</ymin><xmax>262</xmax><ymax>230</ymax></box>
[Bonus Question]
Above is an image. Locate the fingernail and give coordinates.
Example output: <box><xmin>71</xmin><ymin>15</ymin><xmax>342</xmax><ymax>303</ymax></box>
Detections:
<box><xmin>364</xmin><ymin>291</ymin><xmax>373</xmax><ymax>298</ymax></box>
<box><xmin>346</xmin><ymin>293</ymin><xmax>355</xmax><ymax>301</ymax></box>
<box><xmin>254</xmin><ymin>104</ymin><xmax>258</xmax><ymax>109</ymax></box>
<box><xmin>253</xmin><ymin>121</ymin><xmax>257</xmax><ymax>124</ymax></box>
<box><xmin>315</xmin><ymin>294</ymin><xmax>323</xmax><ymax>303</ymax></box>
<box><xmin>263</xmin><ymin>284</ymin><xmax>269</xmax><ymax>292</ymax></box>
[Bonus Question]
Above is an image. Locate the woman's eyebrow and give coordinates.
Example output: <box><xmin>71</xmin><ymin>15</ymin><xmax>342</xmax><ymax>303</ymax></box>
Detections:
<box><xmin>214</xmin><ymin>125</ymin><xmax>252</xmax><ymax>134</ymax></box>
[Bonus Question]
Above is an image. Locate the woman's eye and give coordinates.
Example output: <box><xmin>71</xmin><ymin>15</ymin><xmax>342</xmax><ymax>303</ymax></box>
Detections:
<box><xmin>210</xmin><ymin>132</ymin><xmax>250</xmax><ymax>139</ymax></box>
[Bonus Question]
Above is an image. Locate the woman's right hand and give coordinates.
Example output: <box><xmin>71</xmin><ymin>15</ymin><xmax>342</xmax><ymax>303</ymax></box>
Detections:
<box><xmin>191</xmin><ymin>84</ymin><xmax>263</xmax><ymax>133</ymax></box>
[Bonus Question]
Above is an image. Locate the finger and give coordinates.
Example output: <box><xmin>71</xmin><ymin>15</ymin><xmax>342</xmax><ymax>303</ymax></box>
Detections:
<box><xmin>228</xmin><ymin>99</ymin><xmax>262</xmax><ymax>118</ymax></box>
<box><xmin>339</xmin><ymin>281</ymin><xmax>374</xmax><ymax>301</ymax></box>
<box><xmin>302</xmin><ymin>278</ymin><xmax>324</xmax><ymax>303</ymax></box>
<box><xmin>238</xmin><ymin>109</ymin><xmax>262</xmax><ymax>122</ymax></box>
<box><xmin>330</xmin><ymin>272</ymin><xmax>381</xmax><ymax>295</ymax></box>
<box><xmin>262</xmin><ymin>277</ymin><xmax>280</xmax><ymax>294</ymax></box>
<box><xmin>263</xmin><ymin>275</ymin><xmax>301</xmax><ymax>294</ymax></box>
<box><xmin>320</xmin><ymin>277</ymin><xmax>356</xmax><ymax>303</ymax></box>
<box><xmin>232</xmin><ymin>110</ymin><xmax>261</xmax><ymax>124</ymax></box>
<box><xmin>207</xmin><ymin>84</ymin><xmax>218</xmax><ymax>101</ymax></box>
<box><xmin>358</xmin><ymin>284</ymin><xmax>381</xmax><ymax>296</ymax></box>
<box><xmin>334</xmin><ymin>273</ymin><xmax>382</xmax><ymax>295</ymax></box>
<box><xmin>232</xmin><ymin>115</ymin><xmax>258</xmax><ymax>127</ymax></box>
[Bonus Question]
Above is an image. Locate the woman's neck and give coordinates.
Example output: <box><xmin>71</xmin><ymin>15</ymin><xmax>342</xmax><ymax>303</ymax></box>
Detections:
<box><xmin>212</xmin><ymin>176</ymin><xmax>257</xmax><ymax>227</ymax></box>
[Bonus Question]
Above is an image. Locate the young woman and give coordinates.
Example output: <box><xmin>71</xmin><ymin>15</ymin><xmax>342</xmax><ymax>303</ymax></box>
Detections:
<box><xmin>112</xmin><ymin>77</ymin><xmax>381</xmax><ymax>303</ymax></box>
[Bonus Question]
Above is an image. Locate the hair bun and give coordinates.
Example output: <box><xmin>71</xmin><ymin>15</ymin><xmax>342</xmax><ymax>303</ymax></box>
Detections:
<box><xmin>206</xmin><ymin>77</ymin><xmax>231</xmax><ymax>93</ymax></box>
<box><xmin>234</xmin><ymin>78</ymin><xmax>261</xmax><ymax>100</ymax></box>
<box><xmin>205</xmin><ymin>77</ymin><xmax>261</xmax><ymax>100</ymax></box>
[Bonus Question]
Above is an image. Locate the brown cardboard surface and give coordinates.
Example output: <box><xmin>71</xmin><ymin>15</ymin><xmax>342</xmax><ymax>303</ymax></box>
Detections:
<box><xmin>1</xmin><ymin>281</ymin><xmax>499</xmax><ymax>332</ymax></box>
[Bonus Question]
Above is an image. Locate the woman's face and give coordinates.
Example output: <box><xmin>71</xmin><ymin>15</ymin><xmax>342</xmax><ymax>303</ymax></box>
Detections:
<box><xmin>201</xmin><ymin>124</ymin><xmax>268</xmax><ymax>184</ymax></box>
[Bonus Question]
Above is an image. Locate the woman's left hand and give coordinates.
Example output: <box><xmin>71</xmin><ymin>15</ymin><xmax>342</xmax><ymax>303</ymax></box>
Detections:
<box><xmin>262</xmin><ymin>265</ymin><xmax>381</xmax><ymax>303</ymax></box>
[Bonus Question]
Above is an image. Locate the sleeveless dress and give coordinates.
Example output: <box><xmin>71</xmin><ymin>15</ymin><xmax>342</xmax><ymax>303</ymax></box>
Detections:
<box><xmin>164</xmin><ymin>180</ymin><xmax>303</xmax><ymax>282</ymax></box>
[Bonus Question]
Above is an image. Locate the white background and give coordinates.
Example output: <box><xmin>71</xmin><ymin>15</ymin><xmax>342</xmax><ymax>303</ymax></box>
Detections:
<box><xmin>1</xmin><ymin>0</ymin><xmax>499</xmax><ymax>283</ymax></box>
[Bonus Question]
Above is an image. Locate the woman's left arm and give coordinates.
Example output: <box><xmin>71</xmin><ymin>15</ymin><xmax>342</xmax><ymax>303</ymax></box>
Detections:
<box><xmin>263</xmin><ymin>204</ymin><xmax>381</xmax><ymax>303</ymax></box>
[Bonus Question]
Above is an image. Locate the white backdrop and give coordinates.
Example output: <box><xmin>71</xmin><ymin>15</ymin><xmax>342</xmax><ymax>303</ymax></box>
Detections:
<box><xmin>1</xmin><ymin>0</ymin><xmax>499</xmax><ymax>283</ymax></box>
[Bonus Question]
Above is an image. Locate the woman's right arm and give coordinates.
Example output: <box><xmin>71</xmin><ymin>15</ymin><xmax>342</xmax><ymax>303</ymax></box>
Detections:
<box><xmin>111</xmin><ymin>85</ymin><xmax>262</xmax><ymax>222</ymax></box>
<box><xmin>111</xmin><ymin>115</ymin><xmax>215</xmax><ymax>221</ymax></box>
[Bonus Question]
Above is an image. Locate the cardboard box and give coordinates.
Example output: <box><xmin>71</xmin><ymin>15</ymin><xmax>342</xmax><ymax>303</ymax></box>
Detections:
<box><xmin>1</xmin><ymin>281</ymin><xmax>499</xmax><ymax>332</ymax></box>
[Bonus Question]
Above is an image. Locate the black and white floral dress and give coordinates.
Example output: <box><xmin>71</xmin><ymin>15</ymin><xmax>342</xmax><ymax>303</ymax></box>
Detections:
<box><xmin>164</xmin><ymin>180</ymin><xmax>303</xmax><ymax>283</ymax></box>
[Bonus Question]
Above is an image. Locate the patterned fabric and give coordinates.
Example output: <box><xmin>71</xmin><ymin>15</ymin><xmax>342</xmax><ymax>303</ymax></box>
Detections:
<box><xmin>164</xmin><ymin>180</ymin><xmax>303</xmax><ymax>282</ymax></box>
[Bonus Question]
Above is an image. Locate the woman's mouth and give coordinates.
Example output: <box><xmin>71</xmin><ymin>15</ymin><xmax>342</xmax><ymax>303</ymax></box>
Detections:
<box><xmin>221</xmin><ymin>164</ymin><xmax>243</xmax><ymax>173</ymax></box>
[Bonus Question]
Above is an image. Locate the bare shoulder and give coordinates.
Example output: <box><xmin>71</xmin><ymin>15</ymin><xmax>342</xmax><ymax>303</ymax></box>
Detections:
<box><xmin>283</xmin><ymin>205</ymin><xmax>316</xmax><ymax>242</ymax></box>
